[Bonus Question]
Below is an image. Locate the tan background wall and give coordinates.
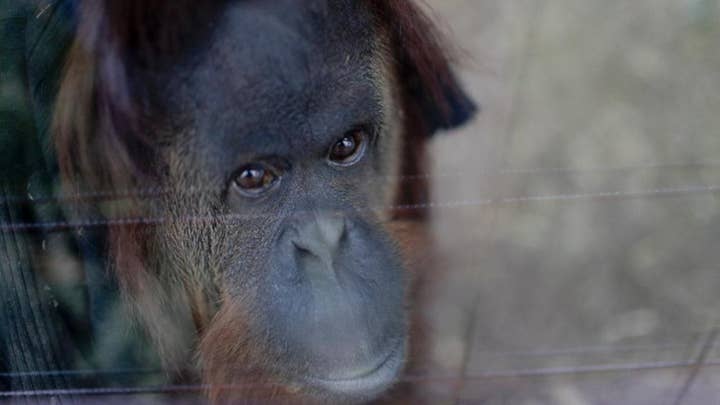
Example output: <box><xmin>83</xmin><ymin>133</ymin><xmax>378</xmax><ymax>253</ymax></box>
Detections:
<box><xmin>422</xmin><ymin>1</ymin><xmax>720</xmax><ymax>403</ymax></box>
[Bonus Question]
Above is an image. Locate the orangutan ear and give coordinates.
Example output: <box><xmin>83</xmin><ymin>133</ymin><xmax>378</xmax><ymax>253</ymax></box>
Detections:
<box><xmin>404</xmin><ymin>67</ymin><xmax>477</xmax><ymax>135</ymax></box>
<box><xmin>389</xmin><ymin>61</ymin><xmax>477</xmax><ymax>219</ymax></box>
<box><xmin>368</xmin><ymin>1</ymin><xmax>477</xmax><ymax>219</ymax></box>
<box><xmin>376</xmin><ymin>0</ymin><xmax>477</xmax><ymax>136</ymax></box>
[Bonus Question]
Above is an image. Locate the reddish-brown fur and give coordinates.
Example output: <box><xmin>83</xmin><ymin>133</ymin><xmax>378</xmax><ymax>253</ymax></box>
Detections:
<box><xmin>53</xmin><ymin>1</ymin><xmax>466</xmax><ymax>402</ymax></box>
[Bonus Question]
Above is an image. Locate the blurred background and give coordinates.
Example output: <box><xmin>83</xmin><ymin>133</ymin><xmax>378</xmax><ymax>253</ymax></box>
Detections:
<box><xmin>2</xmin><ymin>1</ymin><xmax>719</xmax><ymax>404</ymax></box>
<box><xmin>421</xmin><ymin>0</ymin><xmax>720</xmax><ymax>403</ymax></box>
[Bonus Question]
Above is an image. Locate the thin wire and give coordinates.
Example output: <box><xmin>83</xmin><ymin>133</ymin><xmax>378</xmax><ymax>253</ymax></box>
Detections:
<box><xmin>455</xmin><ymin>294</ymin><xmax>483</xmax><ymax>400</ymax></box>
<box><xmin>2</xmin><ymin>328</ymin><xmax>713</xmax><ymax>379</ymax></box>
<box><xmin>5</xmin><ymin>160</ymin><xmax>720</xmax><ymax>205</ymax></box>
<box><xmin>0</xmin><ymin>368</ymin><xmax>161</xmax><ymax>378</ymax></box>
<box><xmin>0</xmin><ymin>186</ymin><xmax>720</xmax><ymax>232</ymax></box>
<box><xmin>0</xmin><ymin>336</ymin><xmax>707</xmax><ymax>379</ymax></box>
<box><xmin>3</xmin><ymin>359</ymin><xmax>719</xmax><ymax>398</ymax></box>
<box><xmin>491</xmin><ymin>160</ymin><xmax>720</xmax><ymax>175</ymax></box>
<box><xmin>452</xmin><ymin>0</ymin><xmax>548</xmax><ymax>399</ymax></box>
<box><xmin>474</xmin><ymin>341</ymin><xmax>699</xmax><ymax>358</ymax></box>
<box><xmin>0</xmin><ymin>384</ymin><xmax>207</xmax><ymax>398</ymax></box>
<box><xmin>409</xmin><ymin>359</ymin><xmax>720</xmax><ymax>382</ymax></box>
<box><xmin>672</xmin><ymin>327</ymin><xmax>719</xmax><ymax>405</ymax></box>
<box><xmin>2</xmin><ymin>184</ymin><xmax>720</xmax><ymax>233</ymax></box>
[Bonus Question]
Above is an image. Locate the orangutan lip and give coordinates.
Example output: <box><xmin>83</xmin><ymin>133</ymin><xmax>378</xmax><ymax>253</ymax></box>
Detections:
<box><xmin>307</xmin><ymin>343</ymin><xmax>405</xmax><ymax>396</ymax></box>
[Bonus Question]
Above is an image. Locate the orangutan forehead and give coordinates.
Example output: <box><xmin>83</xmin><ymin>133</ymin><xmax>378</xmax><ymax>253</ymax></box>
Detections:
<box><xmin>159</xmin><ymin>0</ymin><xmax>380</xmax><ymax>87</ymax></box>
<box><xmin>150</xmin><ymin>0</ymin><xmax>391</xmax><ymax>161</ymax></box>
<box><xmin>191</xmin><ymin>0</ymin><xmax>378</xmax><ymax>95</ymax></box>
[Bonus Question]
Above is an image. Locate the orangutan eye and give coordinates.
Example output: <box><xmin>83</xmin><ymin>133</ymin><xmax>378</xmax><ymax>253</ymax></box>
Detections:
<box><xmin>327</xmin><ymin>129</ymin><xmax>368</xmax><ymax>166</ymax></box>
<box><xmin>233</xmin><ymin>163</ymin><xmax>279</xmax><ymax>197</ymax></box>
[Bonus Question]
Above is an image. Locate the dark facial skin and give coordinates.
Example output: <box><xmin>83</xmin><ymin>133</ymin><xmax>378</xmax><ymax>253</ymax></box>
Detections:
<box><xmin>143</xmin><ymin>0</ymin><xmax>407</xmax><ymax>401</ymax></box>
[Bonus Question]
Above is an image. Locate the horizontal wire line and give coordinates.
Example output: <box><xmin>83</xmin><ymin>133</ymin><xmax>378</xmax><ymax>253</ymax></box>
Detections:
<box><xmin>0</xmin><ymin>340</ymin><xmax>705</xmax><ymax>379</ymax></box>
<box><xmin>3</xmin><ymin>327</ymin><xmax>716</xmax><ymax>379</ymax></box>
<box><xmin>5</xmin><ymin>161</ymin><xmax>720</xmax><ymax>205</ymax></box>
<box><xmin>0</xmin><ymin>368</ymin><xmax>160</xmax><ymax>378</ymax></box>
<box><xmin>2</xmin><ymin>184</ymin><xmax>720</xmax><ymax>233</ymax></box>
<box><xmin>474</xmin><ymin>342</ymin><xmax>700</xmax><ymax>358</ymax></box>
<box><xmin>0</xmin><ymin>384</ymin><xmax>207</xmax><ymax>398</ymax></box>
<box><xmin>2</xmin><ymin>359</ymin><xmax>719</xmax><ymax>397</ymax></box>
<box><xmin>404</xmin><ymin>359</ymin><xmax>720</xmax><ymax>382</ymax></box>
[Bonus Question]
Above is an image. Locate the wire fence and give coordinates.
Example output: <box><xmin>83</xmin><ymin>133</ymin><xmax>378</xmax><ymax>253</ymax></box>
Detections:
<box><xmin>2</xmin><ymin>184</ymin><xmax>720</xmax><ymax>233</ymax></box>
<box><xmin>2</xmin><ymin>357</ymin><xmax>719</xmax><ymax>398</ymax></box>
<box><xmin>5</xmin><ymin>160</ymin><xmax>720</xmax><ymax>205</ymax></box>
<box><xmin>3</xmin><ymin>0</ymin><xmax>720</xmax><ymax>402</ymax></box>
